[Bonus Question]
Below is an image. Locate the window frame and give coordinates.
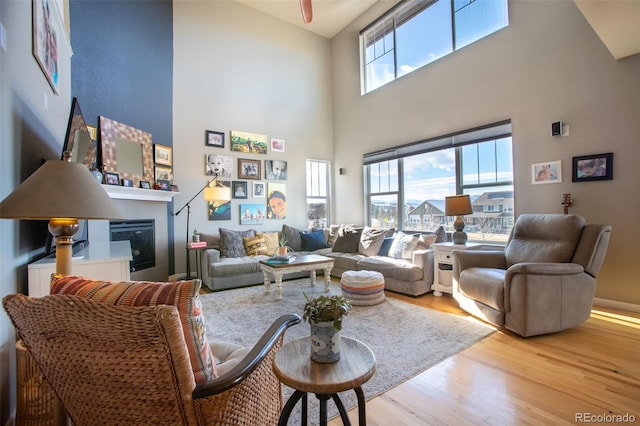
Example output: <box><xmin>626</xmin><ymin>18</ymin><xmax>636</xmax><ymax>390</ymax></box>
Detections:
<box><xmin>364</xmin><ymin>121</ymin><xmax>513</xmax><ymax>242</ymax></box>
<box><xmin>306</xmin><ymin>159</ymin><xmax>332</xmax><ymax>229</ymax></box>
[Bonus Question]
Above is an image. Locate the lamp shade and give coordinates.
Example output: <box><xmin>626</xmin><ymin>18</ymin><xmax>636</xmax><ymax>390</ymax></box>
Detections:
<box><xmin>0</xmin><ymin>160</ymin><xmax>124</xmax><ymax>220</ymax></box>
<box><xmin>445</xmin><ymin>195</ymin><xmax>473</xmax><ymax>216</ymax></box>
<box><xmin>203</xmin><ymin>186</ymin><xmax>231</xmax><ymax>202</ymax></box>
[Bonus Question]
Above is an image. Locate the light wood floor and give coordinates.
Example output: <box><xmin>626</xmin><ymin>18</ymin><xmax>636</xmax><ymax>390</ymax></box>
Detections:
<box><xmin>328</xmin><ymin>291</ymin><xmax>640</xmax><ymax>426</ymax></box>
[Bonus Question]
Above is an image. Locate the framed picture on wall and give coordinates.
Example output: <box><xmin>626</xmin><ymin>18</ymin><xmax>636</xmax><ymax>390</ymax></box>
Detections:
<box><xmin>238</xmin><ymin>158</ymin><xmax>261</xmax><ymax>180</ymax></box>
<box><xmin>572</xmin><ymin>153</ymin><xmax>613</xmax><ymax>182</ymax></box>
<box><xmin>205</xmin><ymin>130</ymin><xmax>225</xmax><ymax>148</ymax></box>
<box><xmin>531</xmin><ymin>160</ymin><xmax>561</xmax><ymax>184</ymax></box>
<box><xmin>232</xmin><ymin>181</ymin><xmax>248</xmax><ymax>199</ymax></box>
<box><xmin>253</xmin><ymin>181</ymin><xmax>265</xmax><ymax>198</ymax></box>
<box><xmin>32</xmin><ymin>0</ymin><xmax>60</xmax><ymax>94</ymax></box>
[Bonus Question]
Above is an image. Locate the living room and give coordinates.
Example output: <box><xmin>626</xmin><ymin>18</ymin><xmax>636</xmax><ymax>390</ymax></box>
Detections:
<box><xmin>1</xmin><ymin>0</ymin><xmax>638</xmax><ymax>423</ymax></box>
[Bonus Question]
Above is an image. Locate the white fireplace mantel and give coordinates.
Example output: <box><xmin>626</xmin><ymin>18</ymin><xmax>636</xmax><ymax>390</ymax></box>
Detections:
<box><xmin>102</xmin><ymin>185</ymin><xmax>179</xmax><ymax>202</ymax></box>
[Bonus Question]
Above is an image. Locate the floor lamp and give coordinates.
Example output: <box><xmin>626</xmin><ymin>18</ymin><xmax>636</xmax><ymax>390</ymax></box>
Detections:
<box><xmin>174</xmin><ymin>175</ymin><xmax>230</xmax><ymax>279</ymax></box>
<box><xmin>0</xmin><ymin>154</ymin><xmax>124</xmax><ymax>276</ymax></box>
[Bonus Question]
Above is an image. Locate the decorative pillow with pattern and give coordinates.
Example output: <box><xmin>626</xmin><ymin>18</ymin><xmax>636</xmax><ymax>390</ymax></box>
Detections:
<box><xmin>50</xmin><ymin>274</ymin><xmax>216</xmax><ymax>384</ymax></box>
<box><xmin>256</xmin><ymin>232</ymin><xmax>280</xmax><ymax>255</ymax></box>
<box><xmin>388</xmin><ymin>231</ymin><xmax>420</xmax><ymax>260</ymax></box>
<box><xmin>219</xmin><ymin>228</ymin><xmax>255</xmax><ymax>257</ymax></box>
<box><xmin>243</xmin><ymin>236</ymin><xmax>269</xmax><ymax>256</ymax></box>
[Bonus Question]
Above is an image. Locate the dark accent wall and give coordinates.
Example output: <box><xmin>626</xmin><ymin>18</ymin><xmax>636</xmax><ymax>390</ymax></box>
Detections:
<box><xmin>69</xmin><ymin>0</ymin><xmax>176</xmax><ymax>273</ymax></box>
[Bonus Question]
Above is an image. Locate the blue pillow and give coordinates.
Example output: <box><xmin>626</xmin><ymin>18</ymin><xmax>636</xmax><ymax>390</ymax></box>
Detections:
<box><xmin>300</xmin><ymin>230</ymin><xmax>329</xmax><ymax>251</ymax></box>
<box><xmin>377</xmin><ymin>236</ymin><xmax>394</xmax><ymax>256</ymax></box>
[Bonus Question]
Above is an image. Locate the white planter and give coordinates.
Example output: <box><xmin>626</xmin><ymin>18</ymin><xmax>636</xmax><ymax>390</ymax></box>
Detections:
<box><xmin>310</xmin><ymin>321</ymin><xmax>341</xmax><ymax>363</ymax></box>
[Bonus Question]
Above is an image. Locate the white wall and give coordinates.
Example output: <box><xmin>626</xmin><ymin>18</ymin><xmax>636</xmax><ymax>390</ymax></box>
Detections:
<box><xmin>172</xmin><ymin>0</ymin><xmax>334</xmax><ymax>274</ymax></box>
<box><xmin>0</xmin><ymin>1</ymin><xmax>72</xmax><ymax>421</ymax></box>
<box><xmin>331</xmin><ymin>0</ymin><xmax>640</xmax><ymax>304</ymax></box>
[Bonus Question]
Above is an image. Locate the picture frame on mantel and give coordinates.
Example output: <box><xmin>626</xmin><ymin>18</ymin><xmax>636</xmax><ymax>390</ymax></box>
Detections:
<box><xmin>100</xmin><ymin>116</ymin><xmax>154</xmax><ymax>188</ymax></box>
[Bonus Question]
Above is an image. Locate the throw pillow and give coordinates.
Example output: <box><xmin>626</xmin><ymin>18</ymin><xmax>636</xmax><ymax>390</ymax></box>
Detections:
<box><xmin>256</xmin><ymin>232</ymin><xmax>279</xmax><ymax>255</ymax></box>
<box><xmin>219</xmin><ymin>228</ymin><xmax>255</xmax><ymax>257</ymax></box>
<box><xmin>377</xmin><ymin>236</ymin><xmax>395</xmax><ymax>256</ymax></box>
<box><xmin>243</xmin><ymin>236</ymin><xmax>269</xmax><ymax>256</ymax></box>
<box><xmin>50</xmin><ymin>274</ymin><xmax>216</xmax><ymax>384</ymax></box>
<box><xmin>416</xmin><ymin>234</ymin><xmax>438</xmax><ymax>250</ymax></box>
<box><xmin>300</xmin><ymin>230</ymin><xmax>330</xmax><ymax>251</ymax></box>
<box><xmin>325</xmin><ymin>224</ymin><xmax>342</xmax><ymax>247</ymax></box>
<box><xmin>358</xmin><ymin>226</ymin><xmax>388</xmax><ymax>256</ymax></box>
<box><xmin>332</xmin><ymin>227</ymin><xmax>363</xmax><ymax>253</ymax></box>
<box><xmin>388</xmin><ymin>231</ymin><xmax>420</xmax><ymax>260</ymax></box>
<box><xmin>282</xmin><ymin>224</ymin><xmax>303</xmax><ymax>251</ymax></box>
<box><xmin>434</xmin><ymin>225</ymin><xmax>447</xmax><ymax>243</ymax></box>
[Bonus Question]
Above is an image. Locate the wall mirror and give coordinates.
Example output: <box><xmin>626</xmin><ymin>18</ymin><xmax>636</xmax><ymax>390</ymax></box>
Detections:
<box><xmin>99</xmin><ymin>116</ymin><xmax>154</xmax><ymax>187</ymax></box>
<box><xmin>62</xmin><ymin>97</ymin><xmax>97</xmax><ymax>169</ymax></box>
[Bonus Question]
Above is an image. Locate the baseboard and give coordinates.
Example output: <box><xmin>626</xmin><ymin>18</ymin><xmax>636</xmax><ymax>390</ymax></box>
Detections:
<box><xmin>593</xmin><ymin>297</ymin><xmax>640</xmax><ymax>313</ymax></box>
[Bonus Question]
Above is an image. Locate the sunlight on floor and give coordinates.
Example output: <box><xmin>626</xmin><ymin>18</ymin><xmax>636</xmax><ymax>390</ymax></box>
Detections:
<box><xmin>591</xmin><ymin>308</ymin><xmax>640</xmax><ymax>329</ymax></box>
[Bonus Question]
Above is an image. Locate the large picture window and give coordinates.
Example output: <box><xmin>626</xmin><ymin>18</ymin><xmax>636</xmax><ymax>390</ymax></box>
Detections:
<box><xmin>365</xmin><ymin>121</ymin><xmax>513</xmax><ymax>243</ymax></box>
<box><xmin>361</xmin><ymin>0</ymin><xmax>509</xmax><ymax>94</ymax></box>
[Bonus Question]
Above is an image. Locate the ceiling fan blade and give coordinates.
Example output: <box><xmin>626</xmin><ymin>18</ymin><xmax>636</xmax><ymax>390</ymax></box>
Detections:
<box><xmin>300</xmin><ymin>0</ymin><xmax>313</xmax><ymax>24</ymax></box>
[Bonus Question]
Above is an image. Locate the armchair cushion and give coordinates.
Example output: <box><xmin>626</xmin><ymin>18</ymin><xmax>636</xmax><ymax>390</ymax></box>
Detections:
<box><xmin>50</xmin><ymin>275</ymin><xmax>216</xmax><ymax>384</ymax></box>
<box><xmin>504</xmin><ymin>214</ymin><xmax>585</xmax><ymax>267</ymax></box>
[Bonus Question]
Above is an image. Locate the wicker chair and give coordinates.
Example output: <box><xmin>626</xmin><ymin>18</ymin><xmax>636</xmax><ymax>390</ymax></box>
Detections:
<box><xmin>3</xmin><ymin>293</ymin><xmax>300</xmax><ymax>426</ymax></box>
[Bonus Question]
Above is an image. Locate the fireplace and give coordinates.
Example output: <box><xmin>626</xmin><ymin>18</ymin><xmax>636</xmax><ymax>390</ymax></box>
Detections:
<box><xmin>110</xmin><ymin>220</ymin><xmax>155</xmax><ymax>272</ymax></box>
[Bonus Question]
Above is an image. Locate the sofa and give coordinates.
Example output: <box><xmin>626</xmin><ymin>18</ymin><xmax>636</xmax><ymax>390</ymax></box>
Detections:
<box><xmin>200</xmin><ymin>224</ymin><xmax>446</xmax><ymax>296</ymax></box>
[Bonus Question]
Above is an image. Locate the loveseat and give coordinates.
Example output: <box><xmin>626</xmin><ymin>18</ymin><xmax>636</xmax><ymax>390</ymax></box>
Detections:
<box><xmin>200</xmin><ymin>224</ymin><xmax>445</xmax><ymax>296</ymax></box>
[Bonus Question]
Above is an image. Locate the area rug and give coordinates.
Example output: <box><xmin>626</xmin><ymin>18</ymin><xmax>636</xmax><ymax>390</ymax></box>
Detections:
<box><xmin>200</xmin><ymin>279</ymin><xmax>494</xmax><ymax>425</ymax></box>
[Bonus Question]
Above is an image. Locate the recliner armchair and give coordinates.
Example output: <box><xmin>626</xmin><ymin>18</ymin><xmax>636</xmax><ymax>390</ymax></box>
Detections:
<box><xmin>452</xmin><ymin>214</ymin><xmax>611</xmax><ymax>337</ymax></box>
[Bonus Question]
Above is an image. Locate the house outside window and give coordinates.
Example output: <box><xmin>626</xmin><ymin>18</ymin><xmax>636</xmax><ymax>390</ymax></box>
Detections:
<box><xmin>365</xmin><ymin>121</ymin><xmax>513</xmax><ymax>243</ymax></box>
<box><xmin>361</xmin><ymin>0</ymin><xmax>509</xmax><ymax>94</ymax></box>
<box><xmin>306</xmin><ymin>159</ymin><xmax>331</xmax><ymax>228</ymax></box>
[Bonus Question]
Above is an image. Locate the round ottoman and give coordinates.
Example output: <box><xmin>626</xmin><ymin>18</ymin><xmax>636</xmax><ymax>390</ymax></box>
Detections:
<box><xmin>340</xmin><ymin>270</ymin><xmax>385</xmax><ymax>306</ymax></box>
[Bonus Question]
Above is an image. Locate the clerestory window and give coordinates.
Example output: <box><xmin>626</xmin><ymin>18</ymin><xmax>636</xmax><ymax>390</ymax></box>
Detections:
<box><xmin>361</xmin><ymin>0</ymin><xmax>509</xmax><ymax>94</ymax></box>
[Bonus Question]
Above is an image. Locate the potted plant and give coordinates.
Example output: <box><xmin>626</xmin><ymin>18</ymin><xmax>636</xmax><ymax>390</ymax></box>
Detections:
<box><xmin>303</xmin><ymin>293</ymin><xmax>352</xmax><ymax>363</ymax></box>
<box><xmin>277</xmin><ymin>234</ymin><xmax>290</xmax><ymax>256</ymax></box>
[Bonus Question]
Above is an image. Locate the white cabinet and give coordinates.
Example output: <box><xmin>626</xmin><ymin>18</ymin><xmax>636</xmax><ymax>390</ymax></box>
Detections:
<box><xmin>431</xmin><ymin>242</ymin><xmax>480</xmax><ymax>296</ymax></box>
<box><xmin>28</xmin><ymin>241</ymin><xmax>132</xmax><ymax>297</ymax></box>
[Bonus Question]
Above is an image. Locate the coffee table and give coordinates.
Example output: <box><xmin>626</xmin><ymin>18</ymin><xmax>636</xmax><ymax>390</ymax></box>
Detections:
<box><xmin>273</xmin><ymin>336</ymin><xmax>376</xmax><ymax>426</ymax></box>
<box><xmin>260</xmin><ymin>253</ymin><xmax>334</xmax><ymax>300</ymax></box>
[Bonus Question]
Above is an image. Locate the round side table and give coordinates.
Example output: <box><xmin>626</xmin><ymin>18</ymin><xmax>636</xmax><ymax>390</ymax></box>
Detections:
<box><xmin>273</xmin><ymin>336</ymin><xmax>376</xmax><ymax>426</ymax></box>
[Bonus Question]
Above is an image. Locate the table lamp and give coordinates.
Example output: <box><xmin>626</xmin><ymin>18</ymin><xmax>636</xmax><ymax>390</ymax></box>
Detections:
<box><xmin>445</xmin><ymin>194</ymin><xmax>473</xmax><ymax>245</ymax></box>
<box><xmin>0</xmin><ymin>153</ymin><xmax>124</xmax><ymax>275</ymax></box>
<box><xmin>174</xmin><ymin>175</ymin><xmax>230</xmax><ymax>278</ymax></box>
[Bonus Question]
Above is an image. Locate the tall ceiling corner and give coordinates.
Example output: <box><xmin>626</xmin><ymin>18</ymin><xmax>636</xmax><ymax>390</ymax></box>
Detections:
<box><xmin>573</xmin><ymin>0</ymin><xmax>640</xmax><ymax>60</ymax></box>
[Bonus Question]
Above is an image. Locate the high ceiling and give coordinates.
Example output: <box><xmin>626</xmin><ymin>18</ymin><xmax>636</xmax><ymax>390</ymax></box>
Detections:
<box><xmin>234</xmin><ymin>0</ymin><xmax>639</xmax><ymax>61</ymax></box>
<box><xmin>233</xmin><ymin>0</ymin><xmax>381</xmax><ymax>39</ymax></box>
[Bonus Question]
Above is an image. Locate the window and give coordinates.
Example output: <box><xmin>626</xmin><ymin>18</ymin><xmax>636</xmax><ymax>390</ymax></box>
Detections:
<box><xmin>365</xmin><ymin>121</ymin><xmax>513</xmax><ymax>243</ymax></box>
<box><xmin>361</xmin><ymin>0</ymin><xmax>509</xmax><ymax>94</ymax></box>
<box><xmin>306</xmin><ymin>160</ymin><xmax>331</xmax><ymax>228</ymax></box>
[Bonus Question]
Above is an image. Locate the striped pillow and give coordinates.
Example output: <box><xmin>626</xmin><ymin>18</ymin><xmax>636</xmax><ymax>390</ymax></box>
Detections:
<box><xmin>50</xmin><ymin>274</ymin><xmax>216</xmax><ymax>384</ymax></box>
